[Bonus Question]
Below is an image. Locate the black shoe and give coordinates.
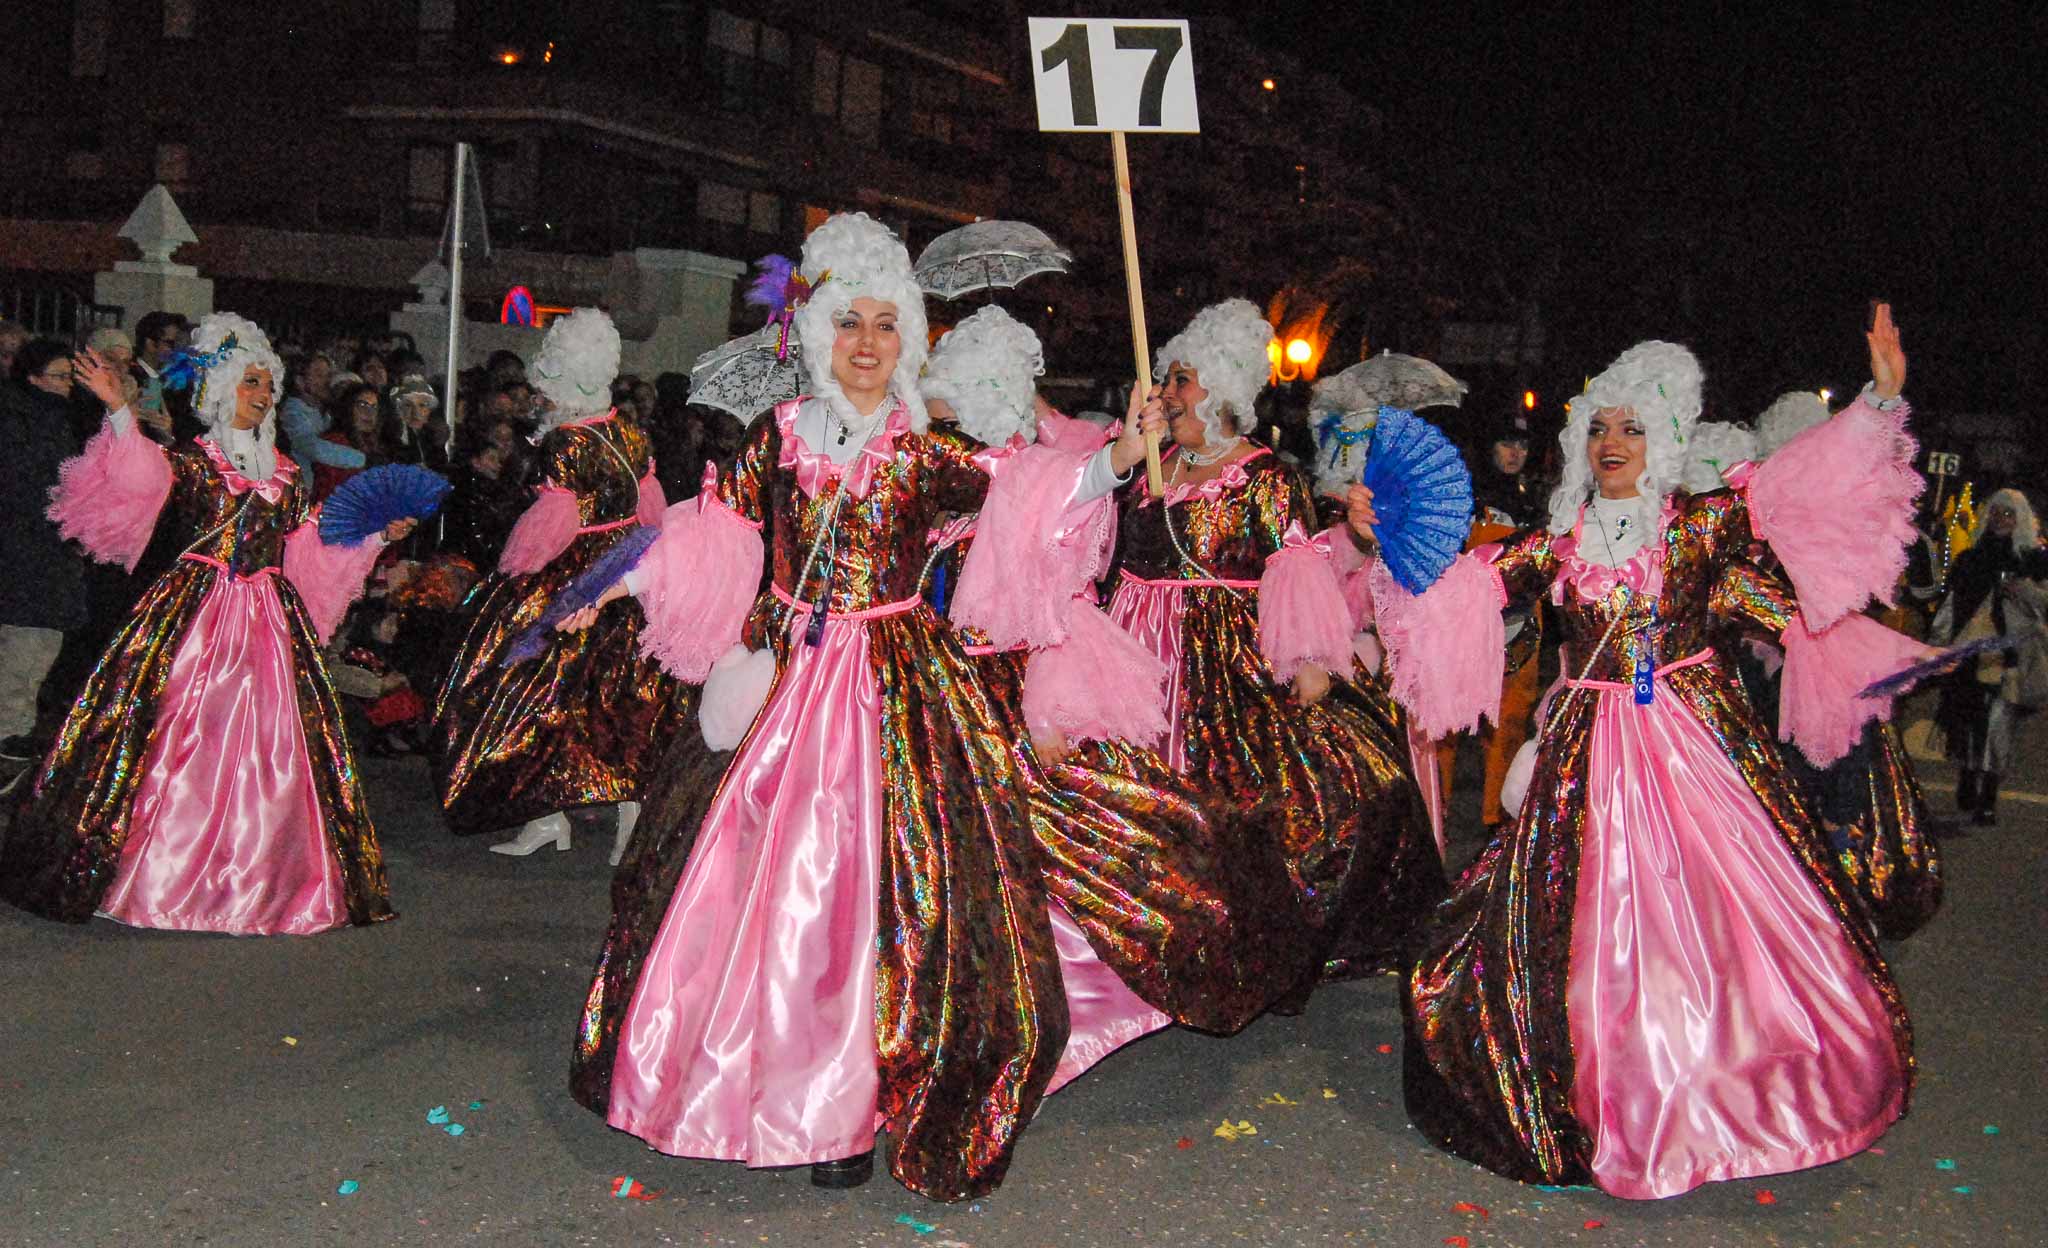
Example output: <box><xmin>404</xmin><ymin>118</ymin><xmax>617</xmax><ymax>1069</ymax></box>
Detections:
<box><xmin>810</xmin><ymin>1151</ymin><xmax>875</xmax><ymax>1189</ymax></box>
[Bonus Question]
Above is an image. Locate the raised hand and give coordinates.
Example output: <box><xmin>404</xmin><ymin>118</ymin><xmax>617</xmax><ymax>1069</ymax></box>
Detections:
<box><xmin>1346</xmin><ymin>483</ymin><xmax>1379</xmax><ymax>540</ymax></box>
<box><xmin>1868</xmin><ymin>303</ymin><xmax>1906</xmax><ymax>399</ymax></box>
<box><xmin>382</xmin><ymin>517</ymin><xmax>419</xmax><ymax>542</ymax></box>
<box><xmin>74</xmin><ymin>349</ymin><xmax>128</xmax><ymax>412</ymax></box>
<box><xmin>1110</xmin><ymin>381</ymin><xmax>1167</xmax><ymax>475</ymax></box>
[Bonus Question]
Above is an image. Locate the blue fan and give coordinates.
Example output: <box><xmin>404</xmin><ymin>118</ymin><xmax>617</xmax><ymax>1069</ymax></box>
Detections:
<box><xmin>1358</xmin><ymin>406</ymin><xmax>1474</xmax><ymax>595</ymax></box>
<box><xmin>500</xmin><ymin>525</ymin><xmax>661</xmax><ymax>667</ymax></box>
<box><xmin>319</xmin><ymin>465</ymin><xmax>452</xmax><ymax>546</ymax></box>
<box><xmin>1858</xmin><ymin>634</ymin><xmax>2018</xmax><ymax>699</ymax></box>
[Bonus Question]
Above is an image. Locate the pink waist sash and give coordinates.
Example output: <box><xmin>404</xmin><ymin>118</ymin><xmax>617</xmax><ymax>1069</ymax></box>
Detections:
<box><xmin>181</xmin><ymin>552</ymin><xmax>278</xmax><ymax>581</ymax></box>
<box><xmin>1117</xmin><ymin>568</ymin><xmax>1258</xmax><ymax>591</ymax></box>
<box><xmin>769</xmin><ymin>584</ymin><xmax>923</xmax><ymax>622</ymax></box>
<box><xmin>1567</xmin><ymin>648</ymin><xmax>1714</xmax><ymax>692</ymax></box>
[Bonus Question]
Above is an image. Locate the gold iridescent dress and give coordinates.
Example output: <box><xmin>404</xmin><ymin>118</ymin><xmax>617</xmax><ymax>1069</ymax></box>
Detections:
<box><xmin>1394</xmin><ymin>492</ymin><xmax>1915</xmax><ymax>1198</ymax></box>
<box><xmin>433</xmin><ymin>410</ymin><xmax>691</xmax><ymax>833</ymax></box>
<box><xmin>1090</xmin><ymin>447</ymin><xmax>1445</xmax><ymax>980</ymax></box>
<box><xmin>574</xmin><ymin>398</ymin><xmax>1267</xmax><ymax>1201</ymax></box>
<box><xmin>1</xmin><ymin>437</ymin><xmax>393</xmax><ymax>934</ymax></box>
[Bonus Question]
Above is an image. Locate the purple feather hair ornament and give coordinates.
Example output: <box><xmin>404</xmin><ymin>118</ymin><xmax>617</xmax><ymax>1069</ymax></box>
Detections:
<box><xmin>743</xmin><ymin>254</ymin><xmax>828</xmax><ymax>362</ymax></box>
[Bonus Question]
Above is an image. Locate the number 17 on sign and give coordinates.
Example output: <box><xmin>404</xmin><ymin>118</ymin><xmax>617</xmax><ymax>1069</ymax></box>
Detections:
<box><xmin>1029</xmin><ymin>17</ymin><xmax>1200</xmax><ymax>496</ymax></box>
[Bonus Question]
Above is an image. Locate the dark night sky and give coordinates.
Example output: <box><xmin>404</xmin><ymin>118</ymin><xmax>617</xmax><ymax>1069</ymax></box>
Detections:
<box><xmin>1221</xmin><ymin>3</ymin><xmax>2048</xmax><ymax>414</ymax></box>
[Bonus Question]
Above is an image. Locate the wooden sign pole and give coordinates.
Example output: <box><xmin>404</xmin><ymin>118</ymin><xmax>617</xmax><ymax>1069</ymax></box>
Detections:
<box><xmin>1111</xmin><ymin>131</ymin><xmax>1165</xmax><ymax>496</ymax></box>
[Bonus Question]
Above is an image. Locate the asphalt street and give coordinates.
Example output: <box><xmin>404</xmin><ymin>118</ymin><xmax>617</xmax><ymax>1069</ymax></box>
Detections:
<box><xmin>1</xmin><ymin>693</ymin><xmax>2041</xmax><ymax>1247</ymax></box>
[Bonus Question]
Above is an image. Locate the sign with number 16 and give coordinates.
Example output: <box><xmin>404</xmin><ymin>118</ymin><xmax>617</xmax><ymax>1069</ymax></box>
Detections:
<box><xmin>1028</xmin><ymin>17</ymin><xmax>1200</xmax><ymax>133</ymax></box>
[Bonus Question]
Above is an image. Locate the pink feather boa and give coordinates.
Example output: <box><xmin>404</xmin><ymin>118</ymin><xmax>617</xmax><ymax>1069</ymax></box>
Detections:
<box><xmin>1779</xmin><ymin>612</ymin><xmax>1928</xmax><ymax>767</ymax></box>
<box><xmin>46</xmin><ymin>420</ymin><xmax>173</xmax><ymax>572</ymax></box>
<box><xmin>1257</xmin><ymin>522</ymin><xmax>1357</xmax><ymax>683</ymax></box>
<box><xmin>1023</xmin><ymin>601</ymin><xmax>1170</xmax><ymax>748</ymax></box>
<box><xmin>1370</xmin><ymin>550</ymin><xmax>1506</xmax><ymax>738</ymax></box>
<box><xmin>497</xmin><ymin>487</ymin><xmax>580</xmax><ymax>576</ymax></box>
<box><xmin>632</xmin><ymin>479</ymin><xmax>765</xmax><ymax>683</ymax></box>
<box><xmin>1742</xmin><ymin>391</ymin><xmax>1922</xmax><ymax>632</ymax></box>
<box><xmin>282</xmin><ymin>524</ymin><xmax>383</xmax><ymax>644</ymax></box>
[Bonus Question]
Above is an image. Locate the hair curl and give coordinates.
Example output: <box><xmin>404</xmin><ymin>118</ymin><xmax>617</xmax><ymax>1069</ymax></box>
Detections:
<box><xmin>922</xmin><ymin>306</ymin><xmax>1044</xmax><ymax>446</ymax></box>
<box><xmin>1754</xmin><ymin>390</ymin><xmax>1831</xmax><ymax>460</ymax></box>
<box><xmin>1680</xmin><ymin>420</ymin><xmax>1758</xmax><ymax>494</ymax></box>
<box><xmin>1547</xmin><ymin>339</ymin><xmax>1702</xmax><ymax>535</ymax></box>
<box><xmin>792</xmin><ymin>213</ymin><xmax>930</xmax><ymax>431</ymax></box>
<box><xmin>1153</xmin><ymin>297</ymin><xmax>1273</xmax><ymax>443</ymax></box>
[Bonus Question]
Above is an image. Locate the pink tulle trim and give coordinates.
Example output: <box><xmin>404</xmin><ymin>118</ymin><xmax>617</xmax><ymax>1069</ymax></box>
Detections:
<box><xmin>1135</xmin><ymin>446</ymin><xmax>1271</xmax><ymax>509</ymax></box>
<box><xmin>699</xmin><ymin>645</ymin><xmax>777</xmax><ymax>751</ymax></box>
<box><xmin>46</xmin><ymin>421</ymin><xmax>173</xmax><ymax>572</ymax></box>
<box><xmin>637</xmin><ymin>470</ymin><xmax>669</xmax><ymax>530</ymax></box>
<box><xmin>1022</xmin><ymin>602</ymin><xmax>1170</xmax><ymax>747</ymax></box>
<box><xmin>282</xmin><ymin>524</ymin><xmax>381</xmax><ymax>643</ymax></box>
<box><xmin>1256</xmin><ymin>523</ymin><xmax>1355</xmax><ymax>683</ymax></box>
<box><xmin>1779</xmin><ymin>613</ymin><xmax>1927</xmax><ymax>767</ymax></box>
<box><xmin>634</xmin><ymin>483</ymin><xmax>766</xmax><ymax>683</ymax></box>
<box><xmin>952</xmin><ymin>435</ymin><xmax>1113</xmax><ymax>651</ymax></box>
<box><xmin>497</xmin><ymin>486</ymin><xmax>580</xmax><ymax>576</ymax></box>
<box><xmin>1370</xmin><ymin>550</ymin><xmax>1506</xmax><ymax>738</ymax></box>
<box><xmin>1746</xmin><ymin>393</ymin><xmax>1922</xmax><ymax>632</ymax></box>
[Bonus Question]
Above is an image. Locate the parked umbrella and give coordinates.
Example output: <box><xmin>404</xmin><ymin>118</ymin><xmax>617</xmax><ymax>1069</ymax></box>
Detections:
<box><xmin>688</xmin><ymin>323</ymin><xmax>804</xmax><ymax>420</ymax></box>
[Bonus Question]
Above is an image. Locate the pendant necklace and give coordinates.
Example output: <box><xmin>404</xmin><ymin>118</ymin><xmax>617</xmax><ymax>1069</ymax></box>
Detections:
<box><xmin>1592</xmin><ymin>503</ymin><xmax>1657</xmax><ymax>705</ymax></box>
<box><xmin>1179</xmin><ymin>436</ymin><xmax>1242</xmax><ymax>469</ymax></box>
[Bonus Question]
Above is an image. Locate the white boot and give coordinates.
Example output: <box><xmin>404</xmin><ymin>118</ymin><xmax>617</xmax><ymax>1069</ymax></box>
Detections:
<box><xmin>610</xmin><ymin>801</ymin><xmax>642</xmax><ymax>867</ymax></box>
<box><xmin>490</xmin><ymin>811</ymin><xmax>571</xmax><ymax>856</ymax></box>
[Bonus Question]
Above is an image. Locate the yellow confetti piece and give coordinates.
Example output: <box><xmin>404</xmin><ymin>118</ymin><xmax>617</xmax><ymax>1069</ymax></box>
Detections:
<box><xmin>282</xmin><ymin>1036</ymin><xmax>298</xmax><ymax>1047</ymax></box>
<box><xmin>1261</xmin><ymin>1093</ymin><xmax>1299</xmax><ymax>1107</ymax></box>
<box><xmin>1213</xmin><ymin>1119</ymin><xmax>1258</xmax><ymax>1140</ymax></box>
<box><xmin>1322</xmin><ymin>1089</ymin><xmax>1337</xmax><ymax>1099</ymax></box>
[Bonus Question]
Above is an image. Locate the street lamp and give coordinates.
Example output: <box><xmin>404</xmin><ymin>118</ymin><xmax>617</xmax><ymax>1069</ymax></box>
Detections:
<box><xmin>1286</xmin><ymin>338</ymin><xmax>1312</xmax><ymax>365</ymax></box>
<box><xmin>1522</xmin><ymin>389</ymin><xmax>1537</xmax><ymax>410</ymax></box>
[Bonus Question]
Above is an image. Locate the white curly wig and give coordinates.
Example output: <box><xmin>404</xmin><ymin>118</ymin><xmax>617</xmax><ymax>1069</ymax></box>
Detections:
<box><xmin>922</xmin><ymin>305</ymin><xmax>1044</xmax><ymax>446</ymax></box>
<box><xmin>530</xmin><ymin>307</ymin><xmax>621</xmax><ymax>427</ymax></box>
<box><xmin>1971</xmin><ymin>487</ymin><xmax>2042</xmax><ymax>558</ymax></box>
<box><xmin>1154</xmin><ymin>297</ymin><xmax>1275</xmax><ymax>443</ymax></box>
<box><xmin>793</xmin><ymin>212</ymin><xmax>930</xmax><ymax>431</ymax></box>
<box><xmin>187</xmin><ymin>312</ymin><xmax>285</xmax><ymax>480</ymax></box>
<box><xmin>1547</xmin><ymin>340</ymin><xmax>1703</xmax><ymax>536</ymax></box>
<box><xmin>1755</xmin><ymin>390</ymin><xmax>1831</xmax><ymax>460</ymax></box>
<box><xmin>1681</xmin><ymin>421</ymin><xmax>1758</xmax><ymax>494</ymax></box>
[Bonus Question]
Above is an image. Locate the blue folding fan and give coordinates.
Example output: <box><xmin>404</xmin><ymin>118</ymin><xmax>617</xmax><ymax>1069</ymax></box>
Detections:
<box><xmin>318</xmin><ymin>464</ymin><xmax>452</xmax><ymax>545</ymax></box>
<box><xmin>1357</xmin><ymin>406</ymin><xmax>1474</xmax><ymax>596</ymax></box>
<box><xmin>500</xmin><ymin>525</ymin><xmax>661</xmax><ymax>666</ymax></box>
<box><xmin>1858</xmin><ymin>634</ymin><xmax>2019</xmax><ymax>700</ymax></box>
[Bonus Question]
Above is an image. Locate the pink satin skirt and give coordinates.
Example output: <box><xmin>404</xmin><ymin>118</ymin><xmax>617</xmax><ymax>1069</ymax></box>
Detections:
<box><xmin>607</xmin><ymin>612</ymin><xmax>1165</xmax><ymax>1167</ymax></box>
<box><xmin>1568</xmin><ymin>686</ymin><xmax>1904</xmax><ymax>1198</ymax></box>
<box><xmin>1107</xmin><ymin>577</ymin><xmax>1190</xmax><ymax>769</ymax></box>
<box><xmin>98</xmin><ymin>573</ymin><xmax>346</xmax><ymax>935</ymax></box>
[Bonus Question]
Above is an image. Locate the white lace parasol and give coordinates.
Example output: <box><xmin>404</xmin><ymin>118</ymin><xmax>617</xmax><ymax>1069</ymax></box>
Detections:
<box><xmin>914</xmin><ymin>220</ymin><xmax>1073</xmax><ymax>300</ymax></box>
<box><xmin>689</xmin><ymin>322</ymin><xmax>804</xmax><ymax>419</ymax></box>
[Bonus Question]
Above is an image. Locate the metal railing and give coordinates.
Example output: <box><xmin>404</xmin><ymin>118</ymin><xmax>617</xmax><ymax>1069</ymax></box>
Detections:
<box><xmin>0</xmin><ymin>283</ymin><xmax>124</xmax><ymax>340</ymax></box>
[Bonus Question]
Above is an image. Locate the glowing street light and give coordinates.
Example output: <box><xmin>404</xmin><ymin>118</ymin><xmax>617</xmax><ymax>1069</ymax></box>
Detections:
<box><xmin>1522</xmin><ymin>389</ymin><xmax>1537</xmax><ymax>410</ymax></box>
<box><xmin>1261</xmin><ymin>78</ymin><xmax>1277</xmax><ymax>91</ymax></box>
<box><xmin>1285</xmin><ymin>337</ymin><xmax>1312</xmax><ymax>365</ymax></box>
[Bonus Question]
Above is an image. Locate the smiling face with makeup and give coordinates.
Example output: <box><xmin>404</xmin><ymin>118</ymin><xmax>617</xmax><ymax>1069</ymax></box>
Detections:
<box><xmin>1586</xmin><ymin>407</ymin><xmax>1647</xmax><ymax>499</ymax></box>
<box><xmin>829</xmin><ymin>297</ymin><xmax>901</xmax><ymax>414</ymax></box>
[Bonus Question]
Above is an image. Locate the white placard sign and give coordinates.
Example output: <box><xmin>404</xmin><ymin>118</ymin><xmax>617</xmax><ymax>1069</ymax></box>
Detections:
<box><xmin>1028</xmin><ymin>17</ymin><xmax>1200</xmax><ymax>134</ymax></box>
<box><xmin>1926</xmin><ymin>451</ymin><xmax>1961</xmax><ymax>476</ymax></box>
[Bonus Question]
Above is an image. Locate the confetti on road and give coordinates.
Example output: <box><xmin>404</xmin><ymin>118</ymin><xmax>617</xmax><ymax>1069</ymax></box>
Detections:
<box><xmin>282</xmin><ymin>1036</ymin><xmax>298</xmax><ymax>1047</ymax></box>
<box><xmin>895</xmin><ymin>1213</ymin><xmax>937</xmax><ymax>1234</ymax></box>
<box><xmin>1583</xmin><ymin>1219</ymin><xmax>1604</xmax><ymax>1229</ymax></box>
<box><xmin>610</xmin><ymin>1176</ymin><xmax>663</xmax><ymax>1200</ymax></box>
<box><xmin>1442</xmin><ymin>1237</ymin><xmax>1469</xmax><ymax>1248</ymax></box>
<box><xmin>444</xmin><ymin>1123</ymin><xmax>465</xmax><ymax>1137</ymax></box>
<box><xmin>426</xmin><ymin>1106</ymin><xmax>451</xmax><ymax>1125</ymax></box>
<box><xmin>1175</xmin><ymin>1137</ymin><xmax>1193</xmax><ymax>1150</ymax></box>
<box><xmin>337</xmin><ymin>1180</ymin><xmax>359</xmax><ymax>1196</ymax></box>
<box><xmin>469</xmin><ymin>1100</ymin><xmax>486</xmax><ymax>1110</ymax></box>
<box><xmin>1755</xmin><ymin>1190</ymin><xmax>1777</xmax><ymax>1205</ymax></box>
<box><xmin>1261</xmin><ymin>1093</ymin><xmax>1299</xmax><ymax>1106</ymax></box>
<box><xmin>1935</xmin><ymin>1159</ymin><xmax>1957</xmax><ymax>1171</ymax></box>
<box><xmin>1375</xmin><ymin>1044</ymin><xmax>1394</xmax><ymax>1054</ymax></box>
<box><xmin>1983</xmin><ymin>1125</ymin><xmax>2001</xmax><ymax>1135</ymax></box>
<box><xmin>1451</xmin><ymin>1201</ymin><xmax>1489</xmax><ymax>1218</ymax></box>
<box><xmin>1952</xmin><ymin>1185</ymin><xmax>1973</xmax><ymax>1195</ymax></box>
<box><xmin>1322</xmin><ymin>1089</ymin><xmax>1337</xmax><ymax>1099</ymax></box>
<box><xmin>1213</xmin><ymin>1120</ymin><xmax>1258</xmax><ymax>1140</ymax></box>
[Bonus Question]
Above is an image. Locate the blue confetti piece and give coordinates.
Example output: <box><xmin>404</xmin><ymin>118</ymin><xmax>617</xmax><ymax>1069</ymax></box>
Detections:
<box><xmin>1935</xmin><ymin>1158</ymin><xmax>1956</xmax><ymax>1171</ymax></box>
<box><xmin>469</xmin><ymin>1100</ymin><xmax>486</xmax><ymax>1110</ymax></box>
<box><xmin>894</xmin><ymin>1213</ymin><xmax>936</xmax><ymax>1234</ymax></box>
<box><xmin>426</xmin><ymin>1106</ymin><xmax>450</xmax><ymax>1125</ymax></box>
<box><xmin>337</xmin><ymin>1180</ymin><xmax>359</xmax><ymax>1196</ymax></box>
<box><xmin>1952</xmin><ymin>1185</ymin><xmax>1973</xmax><ymax>1194</ymax></box>
<box><xmin>1983</xmin><ymin>1125</ymin><xmax>2000</xmax><ymax>1135</ymax></box>
<box><xmin>445</xmin><ymin>1123</ymin><xmax>465</xmax><ymax>1137</ymax></box>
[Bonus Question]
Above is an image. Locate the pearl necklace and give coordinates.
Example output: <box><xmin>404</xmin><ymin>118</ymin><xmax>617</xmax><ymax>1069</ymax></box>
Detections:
<box><xmin>1178</xmin><ymin>436</ymin><xmax>1242</xmax><ymax>468</ymax></box>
